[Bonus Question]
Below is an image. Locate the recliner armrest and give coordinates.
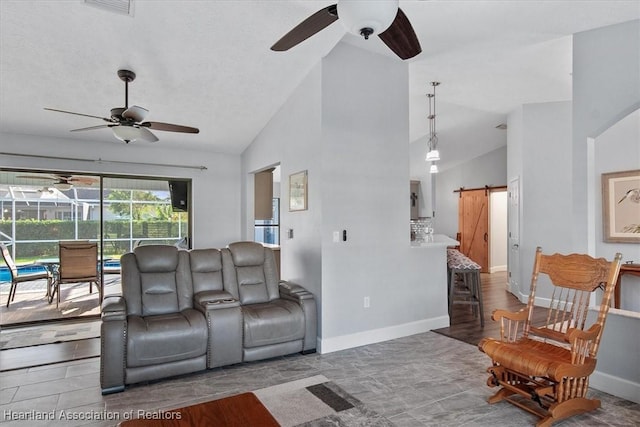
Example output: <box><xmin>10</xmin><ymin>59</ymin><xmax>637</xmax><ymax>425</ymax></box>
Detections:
<box><xmin>279</xmin><ymin>280</ymin><xmax>313</xmax><ymax>300</ymax></box>
<box><xmin>101</xmin><ymin>296</ymin><xmax>126</xmax><ymax>320</ymax></box>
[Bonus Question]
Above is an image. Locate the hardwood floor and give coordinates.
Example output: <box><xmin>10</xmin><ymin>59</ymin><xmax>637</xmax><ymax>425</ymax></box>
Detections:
<box><xmin>433</xmin><ymin>271</ymin><xmax>524</xmax><ymax>345</ymax></box>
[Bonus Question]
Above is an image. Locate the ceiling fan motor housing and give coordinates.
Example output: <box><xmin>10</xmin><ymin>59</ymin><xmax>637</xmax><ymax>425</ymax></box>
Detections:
<box><xmin>338</xmin><ymin>0</ymin><xmax>398</xmax><ymax>38</ymax></box>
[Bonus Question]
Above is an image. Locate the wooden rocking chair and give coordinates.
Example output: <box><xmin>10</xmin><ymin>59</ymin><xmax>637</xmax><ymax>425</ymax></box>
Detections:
<box><xmin>478</xmin><ymin>247</ymin><xmax>622</xmax><ymax>427</ymax></box>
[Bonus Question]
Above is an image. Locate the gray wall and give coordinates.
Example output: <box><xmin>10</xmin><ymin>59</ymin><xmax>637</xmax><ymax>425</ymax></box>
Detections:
<box><xmin>506</xmin><ymin>20</ymin><xmax>640</xmax><ymax>403</ymax></box>
<box><xmin>431</xmin><ymin>145</ymin><xmax>507</xmax><ymax>238</ymax></box>
<box><xmin>572</xmin><ymin>19</ymin><xmax>640</xmax><ymax>252</ymax></box>
<box><xmin>243</xmin><ymin>43</ymin><xmax>451</xmax><ymax>353</ymax></box>
<box><xmin>508</xmin><ymin>101</ymin><xmax>573</xmax><ymax>300</ymax></box>
<box><xmin>241</xmin><ymin>64</ymin><xmax>324</xmax><ymax>333</ymax></box>
<box><xmin>0</xmin><ymin>132</ymin><xmax>242</xmax><ymax>249</ymax></box>
<box><xmin>573</xmin><ymin>20</ymin><xmax>640</xmax><ymax>402</ymax></box>
<box><xmin>593</xmin><ymin>109</ymin><xmax>640</xmax><ymax>312</ymax></box>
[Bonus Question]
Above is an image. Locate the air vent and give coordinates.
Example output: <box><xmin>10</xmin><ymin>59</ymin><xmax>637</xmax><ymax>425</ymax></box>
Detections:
<box><xmin>84</xmin><ymin>0</ymin><xmax>134</xmax><ymax>16</ymax></box>
<box><xmin>495</xmin><ymin>123</ymin><xmax>507</xmax><ymax>130</ymax></box>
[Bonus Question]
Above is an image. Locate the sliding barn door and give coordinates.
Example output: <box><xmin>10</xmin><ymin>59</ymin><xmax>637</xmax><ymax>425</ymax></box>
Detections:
<box><xmin>458</xmin><ymin>189</ymin><xmax>489</xmax><ymax>272</ymax></box>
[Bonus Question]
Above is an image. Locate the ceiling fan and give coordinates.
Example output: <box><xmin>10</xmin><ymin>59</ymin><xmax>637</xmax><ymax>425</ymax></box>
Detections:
<box><xmin>16</xmin><ymin>173</ymin><xmax>98</xmax><ymax>190</ymax></box>
<box><xmin>271</xmin><ymin>0</ymin><xmax>421</xmax><ymax>60</ymax></box>
<box><xmin>45</xmin><ymin>70</ymin><xmax>200</xmax><ymax>143</ymax></box>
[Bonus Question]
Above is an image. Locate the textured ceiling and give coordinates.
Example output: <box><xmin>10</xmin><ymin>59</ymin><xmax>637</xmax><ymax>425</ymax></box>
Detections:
<box><xmin>1</xmin><ymin>1</ymin><xmax>638</xmax><ymax>169</ymax></box>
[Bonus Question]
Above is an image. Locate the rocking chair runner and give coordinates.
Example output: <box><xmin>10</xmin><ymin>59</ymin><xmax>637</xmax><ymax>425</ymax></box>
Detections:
<box><xmin>478</xmin><ymin>247</ymin><xmax>622</xmax><ymax>427</ymax></box>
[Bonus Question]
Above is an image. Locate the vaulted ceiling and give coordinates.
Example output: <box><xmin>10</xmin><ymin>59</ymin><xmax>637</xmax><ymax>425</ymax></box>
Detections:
<box><xmin>1</xmin><ymin>1</ymin><xmax>638</xmax><ymax>170</ymax></box>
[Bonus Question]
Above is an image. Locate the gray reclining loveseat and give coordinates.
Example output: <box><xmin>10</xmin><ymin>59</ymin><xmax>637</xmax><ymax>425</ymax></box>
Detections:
<box><xmin>100</xmin><ymin>241</ymin><xmax>316</xmax><ymax>394</ymax></box>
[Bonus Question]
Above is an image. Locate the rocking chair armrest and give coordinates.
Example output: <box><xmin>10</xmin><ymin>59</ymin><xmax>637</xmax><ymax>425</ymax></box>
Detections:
<box><xmin>567</xmin><ymin>324</ymin><xmax>602</xmax><ymax>364</ymax></box>
<box><xmin>567</xmin><ymin>324</ymin><xmax>601</xmax><ymax>345</ymax></box>
<box><xmin>491</xmin><ymin>308</ymin><xmax>528</xmax><ymax>322</ymax></box>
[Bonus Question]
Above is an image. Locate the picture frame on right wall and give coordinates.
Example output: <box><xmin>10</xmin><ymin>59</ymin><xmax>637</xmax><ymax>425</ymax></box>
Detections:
<box><xmin>602</xmin><ymin>169</ymin><xmax>640</xmax><ymax>243</ymax></box>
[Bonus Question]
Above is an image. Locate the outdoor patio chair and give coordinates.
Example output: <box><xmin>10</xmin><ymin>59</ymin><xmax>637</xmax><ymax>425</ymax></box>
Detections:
<box><xmin>51</xmin><ymin>240</ymin><xmax>101</xmax><ymax>308</ymax></box>
<box><xmin>1</xmin><ymin>242</ymin><xmax>53</xmax><ymax>307</ymax></box>
<box><xmin>478</xmin><ymin>247</ymin><xmax>622</xmax><ymax>426</ymax></box>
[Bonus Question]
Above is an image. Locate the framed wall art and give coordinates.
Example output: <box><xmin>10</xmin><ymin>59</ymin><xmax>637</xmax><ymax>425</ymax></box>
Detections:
<box><xmin>289</xmin><ymin>170</ymin><xmax>308</xmax><ymax>212</ymax></box>
<box><xmin>602</xmin><ymin>169</ymin><xmax>640</xmax><ymax>243</ymax></box>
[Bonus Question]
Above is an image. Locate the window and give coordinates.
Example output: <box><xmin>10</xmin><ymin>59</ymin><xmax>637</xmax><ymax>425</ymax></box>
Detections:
<box><xmin>0</xmin><ymin>171</ymin><xmax>190</xmax><ymax>262</ymax></box>
<box><xmin>255</xmin><ymin>198</ymin><xmax>279</xmax><ymax>245</ymax></box>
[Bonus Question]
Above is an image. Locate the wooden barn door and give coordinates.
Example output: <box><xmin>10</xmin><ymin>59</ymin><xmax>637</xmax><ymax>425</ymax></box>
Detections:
<box><xmin>458</xmin><ymin>189</ymin><xmax>489</xmax><ymax>272</ymax></box>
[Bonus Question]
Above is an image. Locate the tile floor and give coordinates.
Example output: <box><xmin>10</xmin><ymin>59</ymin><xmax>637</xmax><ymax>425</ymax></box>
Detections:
<box><xmin>1</xmin><ymin>331</ymin><xmax>638</xmax><ymax>426</ymax></box>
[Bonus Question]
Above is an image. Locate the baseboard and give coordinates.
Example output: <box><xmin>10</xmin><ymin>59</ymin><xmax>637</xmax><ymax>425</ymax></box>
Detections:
<box><xmin>590</xmin><ymin>370</ymin><xmax>640</xmax><ymax>404</ymax></box>
<box><xmin>317</xmin><ymin>316</ymin><xmax>450</xmax><ymax>354</ymax></box>
<box><xmin>489</xmin><ymin>265</ymin><xmax>507</xmax><ymax>273</ymax></box>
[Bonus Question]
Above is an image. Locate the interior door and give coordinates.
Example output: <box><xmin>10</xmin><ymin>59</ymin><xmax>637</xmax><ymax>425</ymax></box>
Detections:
<box><xmin>458</xmin><ymin>189</ymin><xmax>489</xmax><ymax>272</ymax></box>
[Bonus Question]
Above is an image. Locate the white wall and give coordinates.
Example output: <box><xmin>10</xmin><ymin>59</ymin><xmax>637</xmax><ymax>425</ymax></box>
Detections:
<box><xmin>0</xmin><ymin>132</ymin><xmax>242</xmax><ymax>248</ymax></box>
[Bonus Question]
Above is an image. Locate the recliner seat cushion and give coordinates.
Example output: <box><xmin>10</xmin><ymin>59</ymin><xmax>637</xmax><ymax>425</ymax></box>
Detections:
<box><xmin>243</xmin><ymin>299</ymin><xmax>305</xmax><ymax>348</ymax></box>
<box><xmin>127</xmin><ymin>308</ymin><xmax>207</xmax><ymax>368</ymax></box>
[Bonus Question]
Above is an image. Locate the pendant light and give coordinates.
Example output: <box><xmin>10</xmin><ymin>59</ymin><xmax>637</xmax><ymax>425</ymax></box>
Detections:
<box><xmin>425</xmin><ymin>82</ymin><xmax>440</xmax><ymax>162</ymax></box>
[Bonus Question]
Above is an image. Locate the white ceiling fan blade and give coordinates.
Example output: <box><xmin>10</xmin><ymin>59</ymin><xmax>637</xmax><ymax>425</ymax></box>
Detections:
<box><xmin>137</xmin><ymin>126</ymin><xmax>159</xmax><ymax>142</ymax></box>
<box><xmin>122</xmin><ymin>105</ymin><xmax>149</xmax><ymax>122</ymax></box>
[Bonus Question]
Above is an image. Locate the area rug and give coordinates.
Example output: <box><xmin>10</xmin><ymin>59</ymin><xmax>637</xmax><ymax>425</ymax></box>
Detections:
<box><xmin>119</xmin><ymin>375</ymin><xmax>393</xmax><ymax>426</ymax></box>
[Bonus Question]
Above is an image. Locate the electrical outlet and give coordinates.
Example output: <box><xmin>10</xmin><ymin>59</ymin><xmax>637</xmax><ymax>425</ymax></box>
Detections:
<box><xmin>364</xmin><ymin>296</ymin><xmax>370</xmax><ymax>308</ymax></box>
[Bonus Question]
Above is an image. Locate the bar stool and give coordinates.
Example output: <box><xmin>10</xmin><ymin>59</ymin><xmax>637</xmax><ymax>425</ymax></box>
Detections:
<box><xmin>447</xmin><ymin>249</ymin><xmax>484</xmax><ymax>327</ymax></box>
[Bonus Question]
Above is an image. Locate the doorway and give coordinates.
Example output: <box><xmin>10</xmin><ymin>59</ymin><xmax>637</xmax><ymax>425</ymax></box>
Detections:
<box><xmin>457</xmin><ymin>186</ymin><xmax>507</xmax><ymax>273</ymax></box>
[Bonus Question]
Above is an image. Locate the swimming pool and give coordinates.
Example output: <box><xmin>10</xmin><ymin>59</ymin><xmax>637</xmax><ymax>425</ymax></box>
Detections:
<box><xmin>0</xmin><ymin>265</ymin><xmax>48</xmax><ymax>282</ymax></box>
<box><xmin>0</xmin><ymin>261</ymin><xmax>121</xmax><ymax>282</ymax></box>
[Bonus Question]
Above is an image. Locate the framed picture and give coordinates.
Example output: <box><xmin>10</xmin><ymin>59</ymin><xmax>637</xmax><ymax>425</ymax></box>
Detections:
<box><xmin>289</xmin><ymin>170</ymin><xmax>308</xmax><ymax>212</ymax></box>
<box><xmin>602</xmin><ymin>169</ymin><xmax>640</xmax><ymax>243</ymax></box>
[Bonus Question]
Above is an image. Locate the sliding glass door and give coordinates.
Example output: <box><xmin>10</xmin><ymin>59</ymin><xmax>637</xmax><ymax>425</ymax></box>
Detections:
<box><xmin>0</xmin><ymin>170</ymin><xmax>190</xmax><ymax>325</ymax></box>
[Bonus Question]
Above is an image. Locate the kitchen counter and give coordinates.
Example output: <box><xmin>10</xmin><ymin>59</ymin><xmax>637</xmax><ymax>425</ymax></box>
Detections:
<box><xmin>410</xmin><ymin>234</ymin><xmax>459</xmax><ymax>248</ymax></box>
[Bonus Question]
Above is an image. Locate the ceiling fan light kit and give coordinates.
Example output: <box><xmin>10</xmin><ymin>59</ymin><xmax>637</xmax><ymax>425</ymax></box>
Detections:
<box><xmin>53</xmin><ymin>182</ymin><xmax>72</xmax><ymax>191</ymax></box>
<box><xmin>45</xmin><ymin>69</ymin><xmax>199</xmax><ymax>144</ymax></box>
<box><xmin>337</xmin><ymin>0</ymin><xmax>399</xmax><ymax>39</ymax></box>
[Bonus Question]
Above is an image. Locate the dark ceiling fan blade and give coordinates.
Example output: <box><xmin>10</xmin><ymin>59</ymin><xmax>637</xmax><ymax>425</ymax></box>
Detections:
<box><xmin>69</xmin><ymin>124</ymin><xmax>115</xmax><ymax>132</ymax></box>
<box><xmin>44</xmin><ymin>108</ymin><xmax>113</xmax><ymax>122</ymax></box>
<box><xmin>378</xmin><ymin>8</ymin><xmax>422</xmax><ymax>60</ymax></box>
<box><xmin>65</xmin><ymin>175</ymin><xmax>99</xmax><ymax>184</ymax></box>
<box><xmin>271</xmin><ymin>4</ymin><xmax>339</xmax><ymax>51</ymax></box>
<box><xmin>142</xmin><ymin>122</ymin><xmax>200</xmax><ymax>134</ymax></box>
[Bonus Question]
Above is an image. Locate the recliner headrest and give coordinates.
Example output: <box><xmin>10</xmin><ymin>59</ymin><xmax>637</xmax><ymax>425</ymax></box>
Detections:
<box><xmin>134</xmin><ymin>245</ymin><xmax>179</xmax><ymax>272</ymax></box>
<box><xmin>190</xmin><ymin>248</ymin><xmax>222</xmax><ymax>272</ymax></box>
<box><xmin>228</xmin><ymin>241</ymin><xmax>265</xmax><ymax>267</ymax></box>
